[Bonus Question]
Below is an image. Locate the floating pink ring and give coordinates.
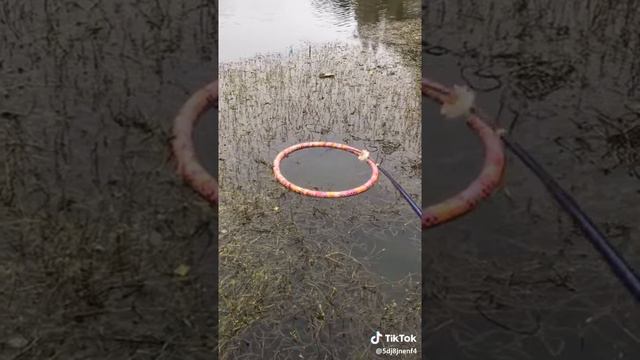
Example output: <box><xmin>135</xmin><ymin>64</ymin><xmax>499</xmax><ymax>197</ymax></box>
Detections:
<box><xmin>172</xmin><ymin>80</ymin><xmax>219</xmax><ymax>205</ymax></box>
<box><xmin>421</xmin><ymin>78</ymin><xmax>505</xmax><ymax>229</ymax></box>
<box><xmin>273</xmin><ymin>142</ymin><xmax>379</xmax><ymax>198</ymax></box>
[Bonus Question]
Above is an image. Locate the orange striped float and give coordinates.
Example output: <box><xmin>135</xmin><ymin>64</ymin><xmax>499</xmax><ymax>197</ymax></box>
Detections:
<box><xmin>273</xmin><ymin>142</ymin><xmax>379</xmax><ymax>198</ymax></box>
<box><xmin>172</xmin><ymin>80</ymin><xmax>219</xmax><ymax>205</ymax></box>
<box><xmin>421</xmin><ymin>78</ymin><xmax>505</xmax><ymax>229</ymax></box>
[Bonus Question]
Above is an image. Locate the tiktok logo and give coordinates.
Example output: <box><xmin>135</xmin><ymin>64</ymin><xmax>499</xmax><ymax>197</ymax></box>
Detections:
<box><xmin>370</xmin><ymin>331</ymin><xmax>383</xmax><ymax>344</ymax></box>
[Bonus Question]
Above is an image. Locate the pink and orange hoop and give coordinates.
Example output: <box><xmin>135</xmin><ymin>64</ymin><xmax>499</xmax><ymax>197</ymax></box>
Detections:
<box><xmin>273</xmin><ymin>142</ymin><xmax>379</xmax><ymax>198</ymax></box>
<box><xmin>172</xmin><ymin>80</ymin><xmax>219</xmax><ymax>205</ymax></box>
<box><xmin>421</xmin><ymin>78</ymin><xmax>505</xmax><ymax>229</ymax></box>
<box><xmin>171</xmin><ymin>78</ymin><xmax>505</xmax><ymax>230</ymax></box>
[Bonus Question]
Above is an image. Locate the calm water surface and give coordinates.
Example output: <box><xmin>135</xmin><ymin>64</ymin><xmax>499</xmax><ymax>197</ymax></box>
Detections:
<box><xmin>220</xmin><ymin>0</ymin><xmax>420</xmax><ymax>62</ymax></box>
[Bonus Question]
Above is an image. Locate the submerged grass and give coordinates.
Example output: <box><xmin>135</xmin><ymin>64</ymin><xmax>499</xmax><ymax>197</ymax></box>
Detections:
<box><xmin>219</xmin><ymin>36</ymin><xmax>421</xmax><ymax>358</ymax></box>
<box><xmin>424</xmin><ymin>0</ymin><xmax>640</xmax><ymax>358</ymax></box>
<box><xmin>219</xmin><ymin>190</ymin><xmax>420</xmax><ymax>359</ymax></box>
<box><xmin>1</xmin><ymin>1</ymin><xmax>217</xmax><ymax>358</ymax></box>
<box><xmin>219</xmin><ymin>42</ymin><xmax>420</xmax><ymax>192</ymax></box>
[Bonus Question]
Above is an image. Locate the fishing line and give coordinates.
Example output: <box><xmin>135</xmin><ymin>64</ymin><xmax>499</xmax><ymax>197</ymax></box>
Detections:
<box><xmin>422</xmin><ymin>77</ymin><xmax>640</xmax><ymax>301</ymax></box>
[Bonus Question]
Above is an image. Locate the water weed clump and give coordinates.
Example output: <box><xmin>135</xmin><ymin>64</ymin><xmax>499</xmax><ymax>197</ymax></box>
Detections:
<box><xmin>219</xmin><ymin>190</ymin><xmax>420</xmax><ymax>359</ymax></box>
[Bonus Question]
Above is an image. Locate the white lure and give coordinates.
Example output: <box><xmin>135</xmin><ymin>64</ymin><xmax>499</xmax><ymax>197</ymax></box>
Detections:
<box><xmin>441</xmin><ymin>85</ymin><xmax>475</xmax><ymax>119</ymax></box>
<box><xmin>358</xmin><ymin>150</ymin><xmax>370</xmax><ymax>161</ymax></box>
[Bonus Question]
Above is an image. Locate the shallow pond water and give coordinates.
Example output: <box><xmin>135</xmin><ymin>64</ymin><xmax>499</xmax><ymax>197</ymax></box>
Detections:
<box><xmin>219</xmin><ymin>1</ymin><xmax>422</xmax><ymax>283</ymax></box>
<box><xmin>218</xmin><ymin>1</ymin><xmax>421</xmax><ymax>357</ymax></box>
<box><xmin>0</xmin><ymin>1</ymin><xmax>218</xmax><ymax>358</ymax></box>
<box><xmin>220</xmin><ymin>0</ymin><xmax>420</xmax><ymax>62</ymax></box>
<box><xmin>219</xmin><ymin>43</ymin><xmax>421</xmax><ymax>289</ymax></box>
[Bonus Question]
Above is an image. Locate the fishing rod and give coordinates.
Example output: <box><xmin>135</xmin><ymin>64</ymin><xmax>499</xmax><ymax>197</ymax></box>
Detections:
<box><xmin>501</xmin><ymin>135</ymin><xmax>640</xmax><ymax>301</ymax></box>
<box><xmin>421</xmin><ymin>78</ymin><xmax>640</xmax><ymax>301</ymax></box>
<box><xmin>378</xmin><ymin>165</ymin><xmax>423</xmax><ymax>218</ymax></box>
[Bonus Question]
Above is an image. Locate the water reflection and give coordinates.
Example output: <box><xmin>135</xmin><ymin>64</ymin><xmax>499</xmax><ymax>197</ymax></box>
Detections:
<box><xmin>310</xmin><ymin>0</ymin><xmax>353</xmax><ymax>28</ymax></box>
<box><xmin>311</xmin><ymin>0</ymin><xmax>419</xmax><ymax>25</ymax></box>
<box><xmin>220</xmin><ymin>0</ymin><xmax>419</xmax><ymax>62</ymax></box>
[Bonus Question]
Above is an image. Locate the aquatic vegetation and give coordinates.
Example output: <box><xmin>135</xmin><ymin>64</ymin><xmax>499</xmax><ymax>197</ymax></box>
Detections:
<box><xmin>219</xmin><ymin>42</ymin><xmax>420</xmax><ymax>191</ymax></box>
<box><xmin>424</xmin><ymin>0</ymin><xmax>640</xmax><ymax>358</ymax></box>
<box><xmin>219</xmin><ymin>41</ymin><xmax>421</xmax><ymax>357</ymax></box>
<box><xmin>0</xmin><ymin>1</ymin><xmax>218</xmax><ymax>358</ymax></box>
<box><xmin>218</xmin><ymin>191</ymin><xmax>420</xmax><ymax>358</ymax></box>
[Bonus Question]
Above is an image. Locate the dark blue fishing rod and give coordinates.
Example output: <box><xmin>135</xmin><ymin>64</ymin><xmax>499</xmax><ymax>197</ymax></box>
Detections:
<box><xmin>502</xmin><ymin>136</ymin><xmax>640</xmax><ymax>301</ymax></box>
<box><xmin>378</xmin><ymin>165</ymin><xmax>423</xmax><ymax>218</ymax></box>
